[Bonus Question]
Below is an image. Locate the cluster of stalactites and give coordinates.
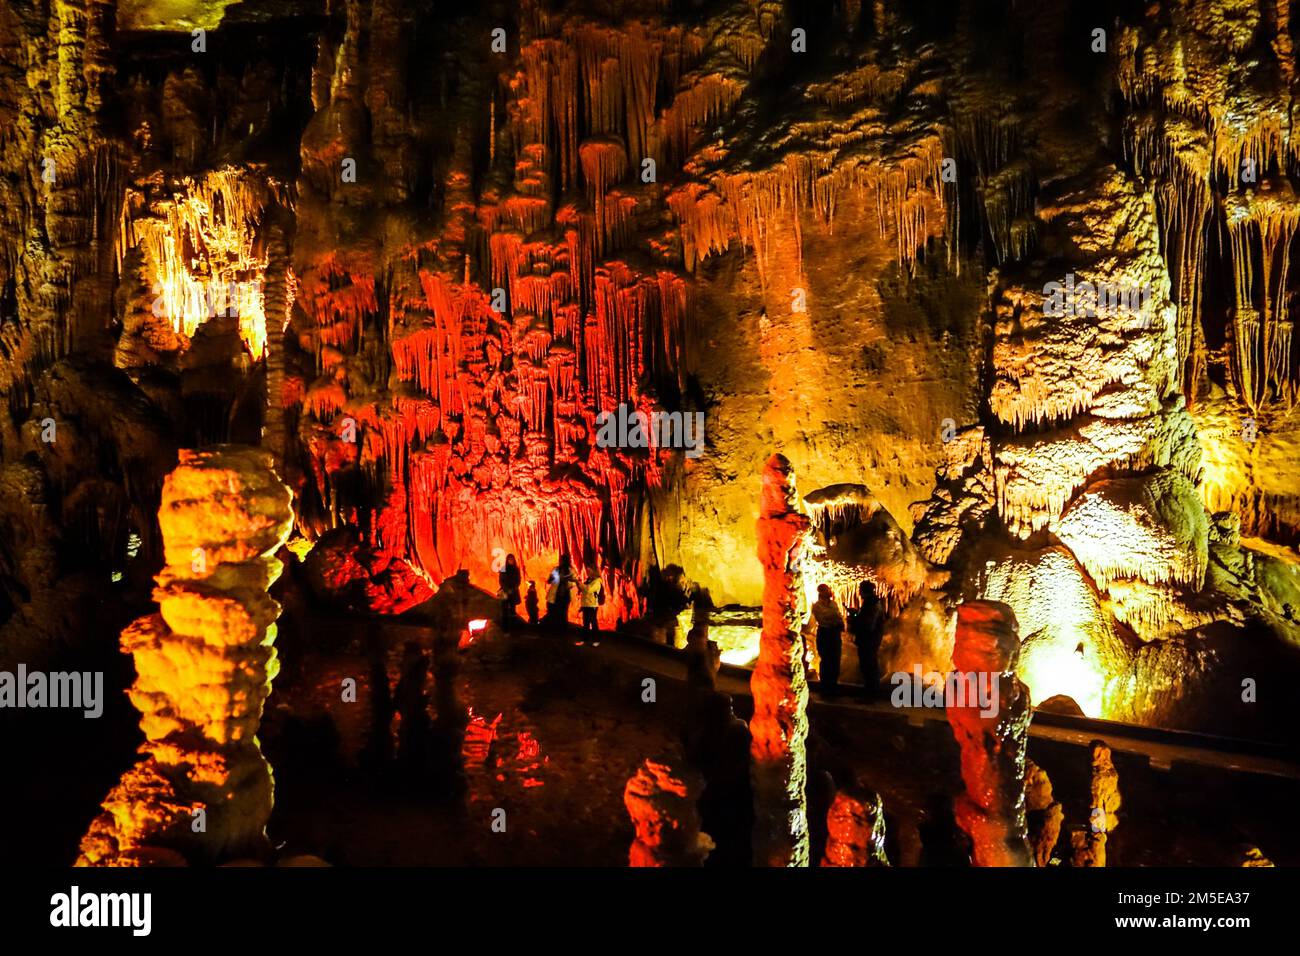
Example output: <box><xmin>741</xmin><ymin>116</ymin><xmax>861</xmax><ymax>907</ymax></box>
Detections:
<box><xmin>120</xmin><ymin>167</ymin><xmax>284</xmax><ymax>358</ymax></box>
<box><xmin>671</xmin><ymin>137</ymin><xmax>947</xmax><ymax>285</ymax></box>
<box><xmin>1116</xmin><ymin>13</ymin><xmax>1300</xmax><ymax>410</ymax></box>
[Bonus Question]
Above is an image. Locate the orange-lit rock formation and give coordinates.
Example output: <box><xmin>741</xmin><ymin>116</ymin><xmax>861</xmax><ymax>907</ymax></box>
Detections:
<box><xmin>78</xmin><ymin>446</ymin><xmax>293</xmax><ymax>866</ymax></box>
<box><xmin>623</xmin><ymin>757</ymin><xmax>712</xmax><ymax>867</ymax></box>
<box><xmin>750</xmin><ymin>453</ymin><xmax>811</xmax><ymax>867</ymax></box>
<box><xmin>946</xmin><ymin>601</ymin><xmax>1032</xmax><ymax>867</ymax></box>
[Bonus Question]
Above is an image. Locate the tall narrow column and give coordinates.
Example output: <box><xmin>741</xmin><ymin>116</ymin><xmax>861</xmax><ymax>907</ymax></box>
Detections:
<box><xmin>751</xmin><ymin>453</ymin><xmax>812</xmax><ymax>867</ymax></box>
<box><xmin>79</xmin><ymin>446</ymin><xmax>293</xmax><ymax>866</ymax></box>
<box><xmin>946</xmin><ymin>600</ymin><xmax>1033</xmax><ymax>867</ymax></box>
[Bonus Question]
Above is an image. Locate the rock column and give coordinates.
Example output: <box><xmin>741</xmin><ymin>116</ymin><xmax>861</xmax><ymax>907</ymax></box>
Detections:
<box><xmin>750</xmin><ymin>453</ymin><xmax>812</xmax><ymax>867</ymax></box>
<box><xmin>1025</xmin><ymin>759</ymin><xmax>1063</xmax><ymax>867</ymax></box>
<box><xmin>946</xmin><ymin>600</ymin><xmax>1033</xmax><ymax>866</ymax></box>
<box><xmin>1072</xmin><ymin>739</ymin><xmax>1121</xmax><ymax>867</ymax></box>
<box><xmin>78</xmin><ymin>446</ymin><xmax>293</xmax><ymax>866</ymax></box>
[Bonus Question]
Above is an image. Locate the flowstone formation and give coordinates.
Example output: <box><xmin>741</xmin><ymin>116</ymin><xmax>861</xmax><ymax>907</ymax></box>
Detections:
<box><xmin>902</xmin><ymin>0</ymin><xmax>1300</xmax><ymax>735</ymax></box>
<box><xmin>750</xmin><ymin>453</ymin><xmax>811</xmax><ymax>868</ymax></box>
<box><xmin>820</xmin><ymin>787</ymin><xmax>890</xmax><ymax>868</ymax></box>
<box><xmin>623</xmin><ymin>758</ymin><xmax>712</xmax><ymax>867</ymax></box>
<box><xmin>78</xmin><ymin>447</ymin><xmax>293</xmax><ymax>866</ymax></box>
<box><xmin>945</xmin><ymin>601</ymin><xmax>1032</xmax><ymax>868</ymax></box>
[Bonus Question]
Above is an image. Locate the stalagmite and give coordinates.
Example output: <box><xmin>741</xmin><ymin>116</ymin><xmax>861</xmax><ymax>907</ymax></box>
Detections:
<box><xmin>1070</xmin><ymin>740</ymin><xmax>1121</xmax><ymax>868</ymax></box>
<box><xmin>623</xmin><ymin>758</ymin><xmax>713</xmax><ymax>867</ymax></box>
<box><xmin>1089</xmin><ymin>740</ymin><xmax>1122</xmax><ymax>836</ymax></box>
<box><xmin>750</xmin><ymin>453</ymin><xmax>812</xmax><ymax>867</ymax></box>
<box><xmin>1024</xmin><ymin>760</ymin><xmax>1063</xmax><ymax>867</ymax></box>
<box><xmin>946</xmin><ymin>601</ymin><xmax>1033</xmax><ymax>867</ymax></box>
<box><xmin>78</xmin><ymin>446</ymin><xmax>294</xmax><ymax>866</ymax></box>
<box><xmin>820</xmin><ymin>787</ymin><xmax>889</xmax><ymax>867</ymax></box>
<box><xmin>1070</xmin><ymin>827</ymin><xmax>1107</xmax><ymax>867</ymax></box>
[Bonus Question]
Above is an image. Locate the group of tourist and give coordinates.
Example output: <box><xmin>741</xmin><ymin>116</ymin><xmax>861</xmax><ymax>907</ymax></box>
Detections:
<box><xmin>496</xmin><ymin>552</ymin><xmax>604</xmax><ymax>634</ymax></box>
<box><xmin>494</xmin><ymin>552</ymin><xmax>888</xmax><ymax>696</ymax></box>
<box><xmin>807</xmin><ymin>580</ymin><xmax>887</xmax><ymax>697</ymax></box>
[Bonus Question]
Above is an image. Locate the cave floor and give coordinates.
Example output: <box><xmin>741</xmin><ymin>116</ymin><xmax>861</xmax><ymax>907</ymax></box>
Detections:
<box><xmin>260</xmin><ymin>616</ymin><xmax>1300</xmax><ymax>867</ymax></box>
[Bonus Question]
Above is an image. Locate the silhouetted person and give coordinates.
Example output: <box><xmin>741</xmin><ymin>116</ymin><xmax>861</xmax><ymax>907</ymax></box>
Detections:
<box><xmin>544</xmin><ymin>553</ymin><xmax>574</xmax><ymax>632</ymax></box>
<box><xmin>524</xmin><ymin>581</ymin><xmax>540</xmax><ymax>626</ymax></box>
<box><xmin>498</xmin><ymin>553</ymin><xmax>522</xmax><ymax>627</ymax></box>
<box><xmin>645</xmin><ymin>563</ymin><xmax>691</xmax><ymax>645</ymax></box>
<box><xmin>579</xmin><ymin>566</ymin><xmax>604</xmax><ymax>634</ymax></box>
<box><xmin>848</xmin><ymin>579</ymin><xmax>887</xmax><ymax>699</ymax></box>
<box><xmin>809</xmin><ymin>584</ymin><xmax>845</xmax><ymax>695</ymax></box>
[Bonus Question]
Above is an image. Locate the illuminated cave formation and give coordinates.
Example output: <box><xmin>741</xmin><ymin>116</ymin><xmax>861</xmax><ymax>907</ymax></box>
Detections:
<box><xmin>78</xmin><ymin>447</ymin><xmax>292</xmax><ymax>866</ymax></box>
<box><xmin>2</xmin><ymin>0</ymin><xmax>1300</xmax><ymax>873</ymax></box>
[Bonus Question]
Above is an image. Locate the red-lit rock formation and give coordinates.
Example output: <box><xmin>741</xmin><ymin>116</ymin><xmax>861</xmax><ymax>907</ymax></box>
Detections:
<box><xmin>750</xmin><ymin>453</ymin><xmax>812</xmax><ymax>867</ymax></box>
<box><xmin>821</xmin><ymin>787</ymin><xmax>889</xmax><ymax>867</ymax></box>
<box><xmin>78</xmin><ymin>446</ymin><xmax>293</xmax><ymax>866</ymax></box>
<box><xmin>623</xmin><ymin>757</ymin><xmax>712</xmax><ymax>867</ymax></box>
<box><xmin>946</xmin><ymin>601</ymin><xmax>1032</xmax><ymax>867</ymax></box>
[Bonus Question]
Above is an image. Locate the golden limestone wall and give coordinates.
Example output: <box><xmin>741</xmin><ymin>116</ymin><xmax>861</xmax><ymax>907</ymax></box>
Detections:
<box><xmin>78</xmin><ymin>446</ymin><xmax>292</xmax><ymax>866</ymax></box>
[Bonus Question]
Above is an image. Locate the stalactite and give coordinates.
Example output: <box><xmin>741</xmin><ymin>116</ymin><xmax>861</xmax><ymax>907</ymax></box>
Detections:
<box><xmin>579</xmin><ymin>139</ymin><xmax>628</xmax><ymax>257</ymax></box>
<box><xmin>660</xmin><ymin>73</ymin><xmax>744</xmax><ymax>165</ymax></box>
<box><xmin>1226</xmin><ymin>197</ymin><xmax>1300</xmax><ymax>413</ymax></box>
<box><xmin>289</xmin><ymin>4</ymin><xmax>728</xmax><ymax>621</ymax></box>
<box><xmin>122</xmin><ymin>167</ymin><xmax>281</xmax><ymax>357</ymax></box>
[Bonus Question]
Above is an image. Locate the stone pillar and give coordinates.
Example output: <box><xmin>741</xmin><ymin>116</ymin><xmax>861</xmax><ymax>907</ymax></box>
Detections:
<box><xmin>821</xmin><ymin>787</ymin><xmax>889</xmax><ymax>867</ymax></box>
<box><xmin>624</xmin><ymin>758</ymin><xmax>713</xmax><ymax>867</ymax></box>
<box><xmin>78</xmin><ymin>446</ymin><xmax>293</xmax><ymax>866</ymax></box>
<box><xmin>946</xmin><ymin>600</ymin><xmax>1033</xmax><ymax>866</ymax></box>
<box><xmin>751</xmin><ymin>453</ymin><xmax>812</xmax><ymax>867</ymax></box>
<box><xmin>1025</xmin><ymin>759</ymin><xmax>1064</xmax><ymax>867</ymax></box>
<box><xmin>1071</xmin><ymin>739</ymin><xmax>1121</xmax><ymax>867</ymax></box>
<box><xmin>1089</xmin><ymin>740</ymin><xmax>1121</xmax><ymax>833</ymax></box>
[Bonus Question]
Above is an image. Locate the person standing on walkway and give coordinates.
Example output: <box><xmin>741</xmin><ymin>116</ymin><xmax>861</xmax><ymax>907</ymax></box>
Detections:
<box><xmin>524</xmin><ymin>581</ymin><xmax>540</xmax><ymax>626</ymax></box>
<box><xmin>579</xmin><ymin>566</ymin><xmax>604</xmax><ymax>634</ymax></box>
<box><xmin>847</xmin><ymin>579</ymin><xmax>886</xmax><ymax>699</ymax></box>
<box><xmin>544</xmin><ymin>553</ymin><xmax>574</xmax><ymax>632</ymax></box>
<box><xmin>498</xmin><ymin>553</ymin><xmax>522</xmax><ymax>628</ymax></box>
<box><xmin>809</xmin><ymin>584</ymin><xmax>845</xmax><ymax>696</ymax></box>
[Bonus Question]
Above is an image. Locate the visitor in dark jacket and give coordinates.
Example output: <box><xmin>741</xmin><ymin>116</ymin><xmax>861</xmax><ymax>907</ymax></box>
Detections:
<box><xmin>544</xmin><ymin>553</ymin><xmax>574</xmax><ymax>632</ymax></box>
<box><xmin>498</xmin><ymin>553</ymin><xmax>522</xmax><ymax>627</ymax></box>
<box><xmin>848</xmin><ymin>579</ymin><xmax>887</xmax><ymax>699</ymax></box>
